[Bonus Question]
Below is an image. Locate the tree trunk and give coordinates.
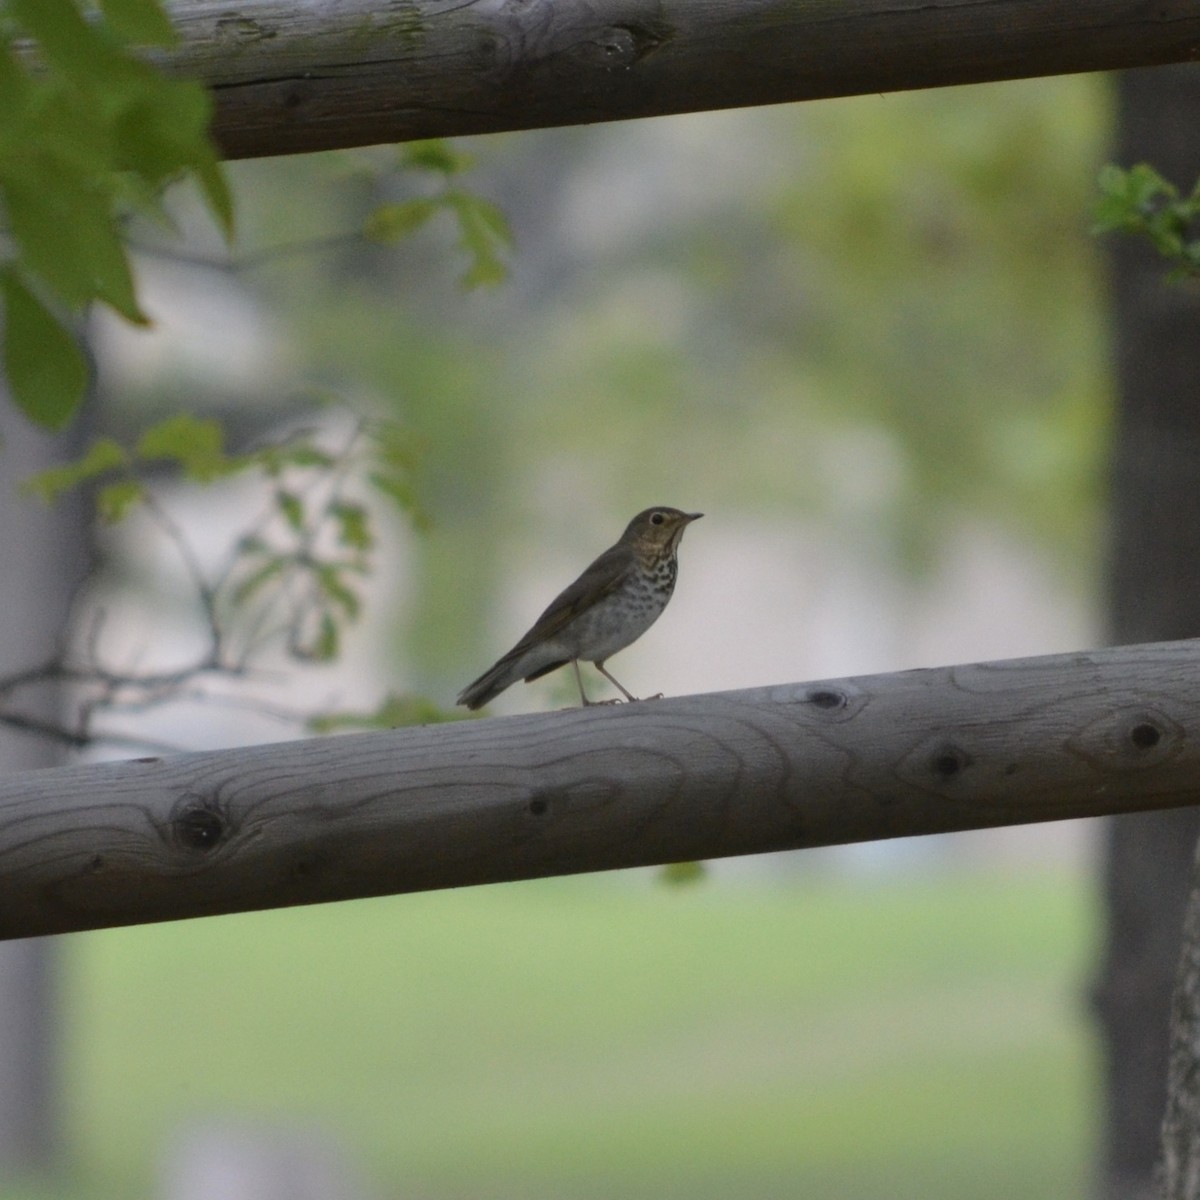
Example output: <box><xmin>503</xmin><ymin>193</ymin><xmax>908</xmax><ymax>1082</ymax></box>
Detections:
<box><xmin>1162</xmin><ymin>835</ymin><xmax>1200</xmax><ymax>1199</ymax></box>
<box><xmin>0</xmin><ymin>404</ymin><xmax>88</xmax><ymax>1178</ymax></box>
<box><xmin>1093</xmin><ymin>62</ymin><xmax>1200</xmax><ymax>1200</ymax></box>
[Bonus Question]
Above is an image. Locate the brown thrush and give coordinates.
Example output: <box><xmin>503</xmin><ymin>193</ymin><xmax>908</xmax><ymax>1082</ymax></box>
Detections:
<box><xmin>456</xmin><ymin>506</ymin><xmax>702</xmax><ymax>710</ymax></box>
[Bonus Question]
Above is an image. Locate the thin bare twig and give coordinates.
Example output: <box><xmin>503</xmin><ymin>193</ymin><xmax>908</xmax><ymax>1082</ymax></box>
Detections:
<box><xmin>129</xmin><ymin>232</ymin><xmax>366</xmax><ymax>275</ymax></box>
<box><xmin>137</xmin><ymin>489</ymin><xmax>224</xmax><ymax>665</ymax></box>
<box><xmin>0</xmin><ymin>420</ymin><xmax>386</xmax><ymax>753</ymax></box>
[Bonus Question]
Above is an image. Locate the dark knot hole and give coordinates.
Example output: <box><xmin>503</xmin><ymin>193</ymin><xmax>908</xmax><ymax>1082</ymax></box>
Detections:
<box><xmin>1130</xmin><ymin>722</ymin><xmax>1161</xmax><ymax>750</ymax></box>
<box><xmin>174</xmin><ymin>805</ymin><xmax>226</xmax><ymax>851</ymax></box>
<box><xmin>932</xmin><ymin>747</ymin><xmax>969</xmax><ymax>779</ymax></box>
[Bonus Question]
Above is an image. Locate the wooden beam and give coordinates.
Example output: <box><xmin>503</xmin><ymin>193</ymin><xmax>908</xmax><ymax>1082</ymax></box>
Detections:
<box><xmin>164</xmin><ymin>0</ymin><xmax>1200</xmax><ymax>160</ymax></box>
<box><xmin>4</xmin><ymin>638</ymin><xmax>1200</xmax><ymax>939</ymax></box>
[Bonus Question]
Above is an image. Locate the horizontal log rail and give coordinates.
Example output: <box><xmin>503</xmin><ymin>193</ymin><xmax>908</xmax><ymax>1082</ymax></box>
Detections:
<box><xmin>158</xmin><ymin>0</ymin><xmax>1200</xmax><ymax>159</ymax></box>
<box><xmin>3</xmin><ymin>638</ymin><xmax>1200</xmax><ymax>939</ymax></box>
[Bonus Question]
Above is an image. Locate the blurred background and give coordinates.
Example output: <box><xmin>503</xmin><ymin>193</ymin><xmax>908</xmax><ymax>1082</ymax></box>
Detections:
<box><xmin>1</xmin><ymin>61</ymin><xmax>1197</xmax><ymax>1200</ymax></box>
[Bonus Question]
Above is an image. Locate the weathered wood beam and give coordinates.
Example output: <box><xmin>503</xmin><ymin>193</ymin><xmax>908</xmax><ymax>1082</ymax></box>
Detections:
<box><xmin>165</xmin><ymin>0</ymin><xmax>1200</xmax><ymax>160</ymax></box>
<box><xmin>4</xmin><ymin>638</ymin><xmax>1200</xmax><ymax>939</ymax></box>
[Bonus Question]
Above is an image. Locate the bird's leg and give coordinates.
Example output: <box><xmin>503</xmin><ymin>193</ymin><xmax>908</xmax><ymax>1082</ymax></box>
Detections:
<box><xmin>595</xmin><ymin>662</ymin><xmax>638</xmax><ymax>703</ymax></box>
<box><xmin>572</xmin><ymin>659</ymin><xmax>595</xmax><ymax>706</ymax></box>
<box><xmin>574</xmin><ymin>660</ymin><xmax>621</xmax><ymax>706</ymax></box>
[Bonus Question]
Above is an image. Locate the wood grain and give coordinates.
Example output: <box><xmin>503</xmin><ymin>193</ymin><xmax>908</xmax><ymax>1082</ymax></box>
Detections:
<box><xmin>158</xmin><ymin>0</ymin><xmax>1200</xmax><ymax>160</ymax></box>
<box><xmin>4</xmin><ymin>639</ymin><xmax>1200</xmax><ymax>938</ymax></box>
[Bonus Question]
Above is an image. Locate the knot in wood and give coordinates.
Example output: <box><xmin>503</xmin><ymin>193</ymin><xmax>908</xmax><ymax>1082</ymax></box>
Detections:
<box><xmin>527</xmin><ymin>789</ymin><xmax>565</xmax><ymax>818</ymax></box>
<box><xmin>582</xmin><ymin>22</ymin><xmax>670</xmax><ymax>70</ymax></box>
<box><xmin>594</xmin><ymin>26</ymin><xmax>636</xmax><ymax>68</ymax></box>
<box><xmin>171</xmin><ymin>799</ymin><xmax>229</xmax><ymax>852</ymax></box>
<box><xmin>1069</xmin><ymin>704</ymin><xmax>1183</xmax><ymax>770</ymax></box>
<box><xmin>1130</xmin><ymin>721</ymin><xmax>1162</xmax><ymax>749</ymax></box>
<box><xmin>806</xmin><ymin>688</ymin><xmax>847</xmax><ymax>710</ymax></box>
<box><xmin>214</xmin><ymin>15</ymin><xmax>276</xmax><ymax>43</ymax></box>
<box><xmin>931</xmin><ymin>745</ymin><xmax>970</xmax><ymax>780</ymax></box>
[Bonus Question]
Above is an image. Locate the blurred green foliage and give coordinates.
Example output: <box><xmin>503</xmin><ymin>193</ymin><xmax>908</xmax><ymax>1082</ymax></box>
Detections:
<box><xmin>1094</xmin><ymin>162</ymin><xmax>1200</xmax><ymax>278</ymax></box>
<box><xmin>227</xmin><ymin>77</ymin><xmax>1109</xmax><ymax>688</ymax></box>
<box><xmin>22</xmin><ymin>413</ymin><xmax>423</xmax><ymax>674</ymax></box>
<box><xmin>363</xmin><ymin>141</ymin><xmax>512</xmax><ymax>286</ymax></box>
<box><xmin>0</xmin><ymin>0</ymin><xmax>230</xmax><ymax>427</ymax></box>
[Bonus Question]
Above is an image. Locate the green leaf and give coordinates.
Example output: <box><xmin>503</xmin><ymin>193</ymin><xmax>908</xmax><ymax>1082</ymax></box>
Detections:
<box><xmin>1095</xmin><ymin>162</ymin><xmax>1127</xmax><ymax>197</ymax></box>
<box><xmin>23</xmin><ymin>436</ymin><xmax>128</xmax><ymax>502</ymax></box>
<box><xmin>113</xmin><ymin>74</ymin><xmax>219</xmax><ymax>179</ymax></box>
<box><xmin>0</xmin><ymin>43</ymin><xmax>29</xmax><ymax>136</ymax></box>
<box><xmin>363</xmin><ymin>199</ymin><xmax>437</xmax><ymax>244</ymax></box>
<box><xmin>659</xmin><ymin>861</ymin><xmax>708</xmax><ymax>886</ymax></box>
<box><xmin>231</xmin><ymin>555</ymin><xmax>288</xmax><ymax>606</ymax></box>
<box><xmin>255</xmin><ymin>442</ymin><xmax>335</xmax><ymax>475</ymax></box>
<box><xmin>3</xmin><ymin>0</ymin><xmax>233</xmax><ymax>253</ymax></box>
<box><xmin>0</xmin><ymin>269</ymin><xmax>89</xmax><ymax>429</ymax></box>
<box><xmin>1126</xmin><ymin>162</ymin><xmax>1175</xmax><ymax>208</ymax></box>
<box><xmin>1094</xmin><ymin>163</ymin><xmax>1200</xmax><ymax>278</ymax></box>
<box><xmin>306</xmin><ymin>612</ymin><xmax>339</xmax><ymax>662</ymax></box>
<box><xmin>193</xmin><ymin>150</ymin><xmax>235</xmax><ymax>240</ymax></box>
<box><xmin>369</xmin><ymin>418</ymin><xmax>425</xmax><ymax>470</ymax></box>
<box><xmin>368</xmin><ymin>470</ymin><xmax>417</xmax><ymax>511</ymax></box>
<box><xmin>17</xmin><ymin>87</ymin><xmax>115</xmax><ymax>177</ymax></box>
<box><xmin>137</xmin><ymin>413</ymin><xmax>232</xmax><ymax>479</ymax></box>
<box><xmin>98</xmin><ymin>0</ymin><xmax>178</xmax><ymax>46</ymax></box>
<box><xmin>1148</xmin><ymin>221</ymin><xmax>1184</xmax><ymax>259</ymax></box>
<box><xmin>2</xmin><ymin>160</ymin><xmax>147</xmax><ymax>319</ymax></box>
<box><xmin>330</xmin><ymin>500</ymin><xmax>372</xmax><ymax>550</ymax></box>
<box><xmin>315</xmin><ymin>564</ymin><xmax>361</xmax><ymax>619</ymax></box>
<box><xmin>276</xmin><ymin>490</ymin><xmax>304</xmax><ymax>532</ymax></box>
<box><xmin>6</xmin><ymin>0</ymin><xmax>107</xmax><ymax>82</ymax></box>
<box><xmin>97</xmin><ymin>477</ymin><xmax>146</xmax><ymax>521</ymax></box>
<box><xmin>445</xmin><ymin>190</ymin><xmax>512</xmax><ymax>287</ymax></box>
<box><xmin>400</xmin><ymin>139</ymin><xmax>474</xmax><ymax>175</ymax></box>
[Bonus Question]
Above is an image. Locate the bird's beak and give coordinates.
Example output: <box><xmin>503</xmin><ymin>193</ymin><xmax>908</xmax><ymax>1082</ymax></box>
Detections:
<box><xmin>686</xmin><ymin>512</ymin><xmax>703</xmax><ymax>522</ymax></box>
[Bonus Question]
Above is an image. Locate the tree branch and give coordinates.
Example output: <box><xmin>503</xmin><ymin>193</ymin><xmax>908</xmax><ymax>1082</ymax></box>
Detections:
<box><xmin>4</xmin><ymin>638</ymin><xmax>1200</xmax><ymax>939</ymax></box>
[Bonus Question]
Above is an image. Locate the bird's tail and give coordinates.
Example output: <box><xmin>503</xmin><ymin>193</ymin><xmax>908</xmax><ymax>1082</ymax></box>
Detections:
<box><xmin>456</xmin><ymin>645</ymin><xmax>572</xmax><ymax>710</ymax></box>
<box><xmin>456</xmin><ymin>654</ymin><xmax>527</xmax><ymax>711</ymax></box>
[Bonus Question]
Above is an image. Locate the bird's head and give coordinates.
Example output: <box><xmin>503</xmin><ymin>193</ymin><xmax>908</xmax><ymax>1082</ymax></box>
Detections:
<box><xmin>621</xmin><ymin>507</ymin><xmax>703</xmax><ymax>555</ymax></box>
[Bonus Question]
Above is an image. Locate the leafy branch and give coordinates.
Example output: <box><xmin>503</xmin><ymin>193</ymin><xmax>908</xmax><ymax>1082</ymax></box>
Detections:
<box><xmin>3</xmin><ymin>412</ymin><xmax>458</xmax><ymax>750</ymax></box>
<box><xmin>133</xmin><ymin>139</ymin><xmax>513</xmax><ymax>289</ymax></box>
<box><xmin>0</xmin><ymin>0</ymin><xmax>512</xmax><ymax>434</ymax></box>
<box><xmin>1094</xmin><ymin>163</ymin><xmax>1200</xmax><ymax>280</ymax></box>
<box><xmin>0</xmin><ymin>0</ymin><xmax>231</xmax><ymax>428</ymax></box>
<box><xmin>364</xmin><ymin>141</ymin><xmax>513</xmax><ymax>288</ymax></box>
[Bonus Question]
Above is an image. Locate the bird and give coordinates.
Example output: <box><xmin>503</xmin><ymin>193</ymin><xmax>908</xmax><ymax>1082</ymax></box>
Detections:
<box><xmin>456</xmin><ymin>506</ymin><xmax>702</xmax><ymax>710</ymax></box>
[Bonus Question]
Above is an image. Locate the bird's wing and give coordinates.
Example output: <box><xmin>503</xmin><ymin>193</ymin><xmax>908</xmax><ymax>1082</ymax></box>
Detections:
<box><xmin>506</xmin><ymin>543</ymin><xmax>634</xmax><ymax>655</ymax></box>
<box><xmin>456</xmin><ymin>543</ymin><xmax>635</xmax><ymax>705</ymax></box>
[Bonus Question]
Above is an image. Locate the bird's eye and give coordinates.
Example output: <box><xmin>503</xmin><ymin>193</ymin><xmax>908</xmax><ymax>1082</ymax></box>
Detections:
<box><xmin>650</xmin><ymin>512</ymin><xmax>665</xmax><ymax>525</ymax></box>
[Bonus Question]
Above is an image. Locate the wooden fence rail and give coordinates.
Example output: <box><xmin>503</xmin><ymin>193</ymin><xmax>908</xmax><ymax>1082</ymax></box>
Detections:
<box><xmin>159</xmin><ymin>0</ymin><xmax>1200</xmax><ymax>159</ymax></box>
<box><xmin>3</xmin><ymin>638</ymin><xmax>1200</xmax><ymax>939</ymax></box>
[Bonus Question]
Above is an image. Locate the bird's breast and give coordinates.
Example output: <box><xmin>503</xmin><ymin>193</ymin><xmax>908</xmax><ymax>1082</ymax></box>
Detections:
<box><xmin>558</xmin><ymin>567</ymin><xmax>675</xmax><ymax>662</ymax></box>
